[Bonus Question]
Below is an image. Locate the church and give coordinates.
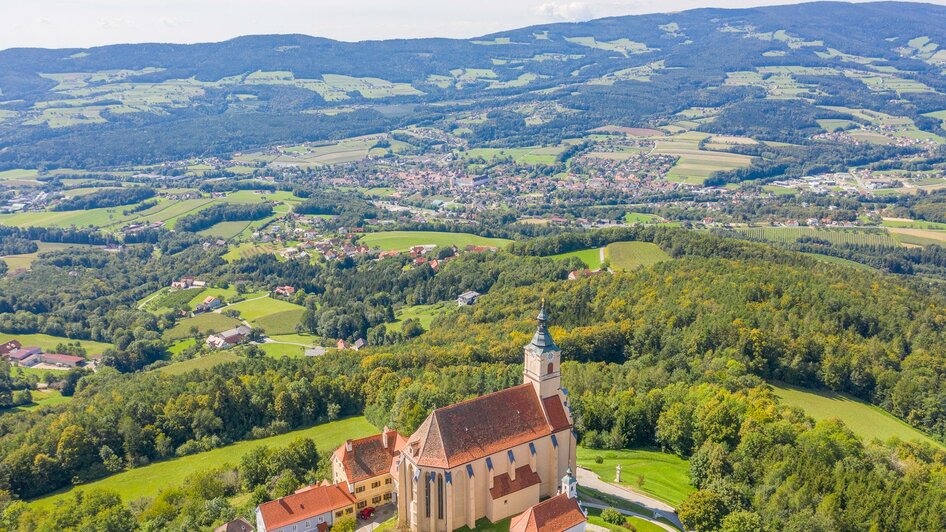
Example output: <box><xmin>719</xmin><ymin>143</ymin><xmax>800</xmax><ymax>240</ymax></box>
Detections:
<box><xmin>256</xmin><ymin>306</ymin><xmax>582</xmax><ymax>532</ymax></box>
<box><xmin>394</xmin><ymin>304</ymin><xmax>578</xmax><ymax>531</ymax></box>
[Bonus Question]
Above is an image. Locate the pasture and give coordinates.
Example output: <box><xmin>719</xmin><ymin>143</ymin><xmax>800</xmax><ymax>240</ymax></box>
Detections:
<box><xmin>577</xmin><ymin>447</ymin><xmax>693</xmax><ymax>507</ymax></box>
<box><xmin>0</xmin><ymin>333</ymin><xmax>112</xmax><ymax>356</ymax></box>
<box><xmin>222</xmin><ymin>242</ymin><xmax>279</xmax><ymax>262</ymax></box>
<box><xmin>770</xmin><ymin>383</ymin><xmax>943</xmax><ymax>449</ymax></box>
<box><xmin>1</xmin><ymin>241</ymin><xmax>92</xmax><ymax>273</ymax></box>
<box><xmin>157</xmin><ymin>351</ymin><xmax>242</xmax><ymax>376</ymax></box>
<box><xmin>162</xmin><ymin>313</ymin><xmax>243</xmax><ymax>341</ymax></box>
<box><xmin>359</xmin><ymin>231</ymin><xmax>511</xmax><ymax>251</ymax></box>
<box><xmin>226</xmin><ymin>296</ymin><xmax>303</xmax><ymax>322</ymax></box>
<box><xmin>15</xmin><ymin>389</ymin><xmax>71</xmax><ymax>412</ymax></box>
<box><xmin>28</xmin><ymin>417</ymin><xmax>378</xmax><ymax>509</ymax></box>
<box><xmin>605</xmin><ymin>242</ymin><xmax>671</xmax><ymax>270</ymax></box>
<box><xmin>462</xmin><ymin>146</ymin><xmax>565</xmax><ymax>165</ymax></box>
<box><xmin>735</xmin><ymin>227</ymin><xmax>901</xmax><ymax>247</ymax></box>
<box><xmin>390</xmin><ymin>302</ymin><xmax>453</xmax><ymax>332</ymax></box>
<box><xmin>549</xmin><ymin>248</ymin><xmax>603</xmax><ymax>269</ymax></box>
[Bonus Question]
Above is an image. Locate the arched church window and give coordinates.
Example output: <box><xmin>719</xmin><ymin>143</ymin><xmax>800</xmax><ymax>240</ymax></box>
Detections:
<box><xmin>425</xmin><ymin>473</ymin><xmax>431</xmax><ymax>518</ymax></box>
<box><xmin>547</xmin><ymin>362</ymin><xmax>554</xmax><ymax>374</ymax></box>
<box><xmin>437</xmin><ymin>473</ymin><xmax>444</xmax><ymax>519</ymax></box>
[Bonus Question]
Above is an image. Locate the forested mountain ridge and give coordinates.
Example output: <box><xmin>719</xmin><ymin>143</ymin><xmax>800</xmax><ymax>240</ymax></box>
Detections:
<box><xmin>2</xmin><ymin>1</ymin><xmax>946</xmax><ymax>167</ymax></box>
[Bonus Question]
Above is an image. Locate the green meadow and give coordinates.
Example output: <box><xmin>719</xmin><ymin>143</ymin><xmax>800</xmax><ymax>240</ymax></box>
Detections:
<box><xmin>161</xmin><ymin>313</ymin><xmax>243</xmax><ymax>341</ymax></box>
<box><xmin>359</xmin><ymin>231</ymin><xmax>511</xmax><ymax>251</ymax></box>
<box><xmin>390</xmin><ymin>302</ymin><xmax>454</xmax><ymax>332</ymax></box>
<box><xmin>577</xmin><ymin>447</ymin><xmax>694</xmax><ymax>507</ymax></box>
<box><xmin>549</xmin><ymin>248</ymin><xmax>603</xmax><ymax>269</ymax></box>
<box><xmin>771</xmin><ymin>382</ymin><xmax>944</xmax><ymax>449</ymax></box>
<box><xmin>0</xmin><ymin>333</ymin><xmax>112</xmax><ymax>356</ymax></box>
<box><xmin>28</xmin><ymin>417</ymin><xmax>378</xmax><ymax>510</ymax></box>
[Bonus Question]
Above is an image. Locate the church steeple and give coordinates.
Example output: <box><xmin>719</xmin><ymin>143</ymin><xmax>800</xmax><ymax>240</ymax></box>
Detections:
<box><xmin>523</xmin><ymin>299</ymin><xmax>562</xmax><ymax>399</ymax></box>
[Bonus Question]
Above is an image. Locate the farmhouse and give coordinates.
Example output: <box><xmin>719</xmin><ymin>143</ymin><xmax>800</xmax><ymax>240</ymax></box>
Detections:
<box><xmin>395</xmin><ymin>305</ymin><xmax>578</xmax><ymax>531</ymax></box>
<box><xmin>457</xmin><ymin>291</ymin><xmax>480</xmax><ymax>306</ymax></box>
<box><xmin>38</xmin><ymin>353</ymin><xmax>85</xmax><ymax>368</ymax></box>
<box><xmin>332</xmin><ymin>428</ymin><xmax>406</xmax><ymax>509</ymax></box>
<box><xmin>274</xmin><ymin>286</ymin><xmax>296</xmax><ymax>297</ymax></box>
<box><xmin>5</xmin><ymin>346</ymin><xmax>42</xmax><ymax>364</ymax></box>
<box><xmin>256</xmin><ymin>483</ymin><xmax>357</xmax><ymax>532</ymax></box>
<box><xmin>206</xmin><ymin>325</ymin><xmax>252</xmax><ymax>349</ymax></box>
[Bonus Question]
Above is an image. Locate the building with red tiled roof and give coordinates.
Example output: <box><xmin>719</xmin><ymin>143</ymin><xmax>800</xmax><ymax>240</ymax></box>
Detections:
<box><xmin>509</xmin><ymin>491</ymin><xmax>586</xmax><ymax>532</ymax></box>
<box><xmin>396</xmin><ymin>304</ymin><xmax>576</xmax><ymax>531</ymax></box>
<box><xmin>332</xmin><ymin>427</ymin><xmax>407</xmax><ymax>510</ymax></box>
<box><xmin>255</xmin><ymin>483</ymin><xmax>356</xmax><ymax>532</ymax></box>
<box><xmin>0</xmin><ymin>339</ymin><xmax>21</xmax><ymax>356</ymax></box>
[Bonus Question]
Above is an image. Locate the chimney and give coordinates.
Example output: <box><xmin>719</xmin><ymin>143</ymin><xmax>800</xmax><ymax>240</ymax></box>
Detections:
<box><xmin>345</xmin><ymin>439</ymin><xmax>352</xmax><ymax>452</ymax></box>
<box><xmin>382</xmin><ymin>426</ymin><xmax>390</xmax><ymax>449</ymax></box>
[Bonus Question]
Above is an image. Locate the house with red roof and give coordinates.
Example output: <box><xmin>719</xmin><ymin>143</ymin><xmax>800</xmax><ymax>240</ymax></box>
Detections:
<box><xmin>255</xmin><ymin>483</ymin><xmax>357</xmax><ymax>532</ymax></box>
<box><xmin>0</xmin><ymin>339</ymin><xmax>22</xmax><ymax>356</ymax></box>
<box><xmin>395</xmin><ymin>305</ymin><xmax>577</xmax><ymax>531</ymax></box>
<box><xmin>332</xmin><ymin>427</ymin><xmax>407</xmax><ymax>510</ymax></box>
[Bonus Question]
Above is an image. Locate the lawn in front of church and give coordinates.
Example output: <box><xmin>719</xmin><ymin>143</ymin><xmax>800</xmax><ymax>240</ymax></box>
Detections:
<box><xmin>576</xmin><ymin>447</ymin><xmax>694</xmax><ymax>507</ymax></box>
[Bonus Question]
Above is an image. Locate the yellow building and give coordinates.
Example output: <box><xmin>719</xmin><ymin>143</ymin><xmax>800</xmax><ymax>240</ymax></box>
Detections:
<box><xmin>332</xmin><ymin>428</ymin><xmax>406</xmax><ymax>510</ymax></box>
<box><xmin>396</xmin><ymin>305</ymin><xmax>578</xmax><ymax>531</ymax></box>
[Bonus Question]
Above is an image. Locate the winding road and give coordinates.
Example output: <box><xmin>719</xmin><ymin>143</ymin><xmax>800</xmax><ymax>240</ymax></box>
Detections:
<box><xmin>577</xmin><ymin>467</ymin><xmax>684</xmax><ymax>530</ymax></box>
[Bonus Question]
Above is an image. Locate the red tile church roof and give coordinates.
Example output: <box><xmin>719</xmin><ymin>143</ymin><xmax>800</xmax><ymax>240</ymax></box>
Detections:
<box><xmin>509</xmin><ymin>494</ymin><xmax>586</xmax><ymax>532</ymax></box>
<box><xmin>489</xmin><ymin>465</ymin><xmax>542</xmax><ymax>499</ymax></box>
<box><xmin>406</xmin><ymin>384</ymin><xmax>571</xmax><ymax>468</ymax></box>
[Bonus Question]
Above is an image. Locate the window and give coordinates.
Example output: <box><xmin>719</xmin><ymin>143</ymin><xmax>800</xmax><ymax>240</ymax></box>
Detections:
<box><xmin>425</xmin><ymin>473</ymin><xmax>431</xmax><ymax>518</ymax></box>
<box><xmin>346</xmin><ymin>508</ymin><xmax>353</xmax><ymax>514</ymax></box>
<box><xmin>437</xmin><ymin>473</ymin><xmax>444</xmax><ymax>520</ymax></box>
<box><xmin>372</xmin><ymin>481</ymin><xmax>381</xmax><ymax>488</ymax></box>
<box><xmin>373</xmin><ymin>496</ymin><xmax>382</xmax><ymax>504</ymax></box>
<box><xmin>356</xmin><ymin>486</ymin><xmax>365</xmax><ymax>493</ymax></box>
<box><xmin>358</xmin><ymin>501</ymin><xmax>367</xmax><ymax>509</ymax></box>
<box><xmin>384</xmin><ymin>493</ymin><xmax>392</xmax><ymax>500</ymax></box>
<box><xmin>547</xmin><ymin>362</ymin><xmax>554</xmax><ymax>374</ymax></box>
<box><xmin>305</xmin><ymin>522</ymin><xmax>310</xmax><ymax>527</ymax></box>
<box><xmin>385</xmin><ymin>478</ymin><xmax>392</xmax><ymax>485</ymax></box>
<box><xmin>336</xmin><ymin>511</ymin><xmax>344</xmax><ymax>518</ymax></box>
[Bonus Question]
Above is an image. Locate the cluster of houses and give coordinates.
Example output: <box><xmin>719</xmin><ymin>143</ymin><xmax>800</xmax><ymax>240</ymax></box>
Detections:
<box><xmin>254</xmin><ymin>307</ymin><xmax>588</xmax><ymax>532</ymax></box>
<box><xmin>0</xmin><ymin>340</ymin><xmax>86</xmax><ymax>370</ymax></box>
<box><xmin>206</xmin><ymin>326</ymin><xmax>253</xmax><ymax>350</ymax></box>
<box><xmin>171</xmin><ymin>276</ymin><xmax>208</xmax><ymax>289</ymax></box>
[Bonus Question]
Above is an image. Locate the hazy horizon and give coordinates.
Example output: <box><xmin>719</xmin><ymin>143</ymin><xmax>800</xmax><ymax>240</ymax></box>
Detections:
<box><xmin>2</xmin><ymin>0</ymin><xmax>935</xmax><ymax>51</ymax></box>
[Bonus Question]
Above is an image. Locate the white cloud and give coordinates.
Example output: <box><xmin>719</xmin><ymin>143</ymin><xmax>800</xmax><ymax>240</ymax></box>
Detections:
<box><xmin>158</xmin><ymin>16</ymin><xmax>180</xmax><ymax>28</ymax></box>
<box><xmin>538</xmin><ymin>1</ymin><xmax>595</xmax><ymax>20</ymax></box>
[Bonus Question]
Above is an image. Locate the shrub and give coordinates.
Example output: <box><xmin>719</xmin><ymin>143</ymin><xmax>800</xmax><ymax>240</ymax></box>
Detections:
<box><xmin>601</xmin><ymin>508</ymin><xmax>626</xmax><ymax>526</ymax></box>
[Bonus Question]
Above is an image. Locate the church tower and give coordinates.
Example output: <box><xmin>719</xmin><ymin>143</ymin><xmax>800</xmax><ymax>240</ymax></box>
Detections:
<box><xmin>523</xmin><ymin>301</ymin><xmax>562</xmax><ymax>399</ymax></box>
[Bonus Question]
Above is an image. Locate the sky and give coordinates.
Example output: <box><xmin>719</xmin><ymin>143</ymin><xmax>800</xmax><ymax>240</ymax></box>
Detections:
<box><xmin>0</xmin><ymin>0</ymin><xmax>936</xmax><ymax>50</ymax></box>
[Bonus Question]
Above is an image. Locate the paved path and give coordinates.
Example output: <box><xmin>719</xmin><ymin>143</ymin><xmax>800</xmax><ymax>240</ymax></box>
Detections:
<box><xmin>582</xmin><ymin>502</ymin><xmax>680</xmax><ymax>532</ymax></box>
<box><xmin>577</xmin><ymin>467</ymin><xmax>683</xmax><ymax>530</ymax></box>
<box><xmin>599</xmin><ymin>247</ymin><xmax>606</xmax><ymax>264</ymax></box>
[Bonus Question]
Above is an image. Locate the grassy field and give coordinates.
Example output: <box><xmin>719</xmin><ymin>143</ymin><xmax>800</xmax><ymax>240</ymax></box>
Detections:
<box><xmin>28</xmin><ymin>417</ymin><xmax>378</xmax><ymax>510</ymax></box>
<box><xmin>735</xmin><ymin>227</ymin><xmax>901</xmax><ymax>247</ymax></box>
<box><xmin>258</xmin><ymin>343</ymin><xmax>307</xmax><ymax>358</ymax></box>
<box><xmin>462</xmin><ymin>146</ymin><xmax>565</xmax><ymax>165</ymax></box>
<box><xmin>1</xmin><ymin>242</ymin><xmax>93</xmax><ymax>272</ymax></box>
<box><xmin>162</xmin><ymin>313</ymin><xmax>243</xmax><ymax>341</ymax></box>
<box><xmin>156</xmin><ymin>351</ymin><xmax>243</xmax><ymax>376</ymax></box>
<box><xmin>889</xmin><ymin>228</ymin><xmax>946</xmax><ymax>246</ymax></box>
<box><xmin>605</xmin><ymin>242</ymin><xmax>671</xmax><ymax>270</ymax></box>
<box><xmin>390</xmin><ymin>302</ymin><xmax>453</xmax><ymax>332</ymax></box>
<box><xmin>359</xmin><ymin>231</ymin><xmax>511</xmax><ymax>251</ymax></box>
<box><xmin>802</xmin><ymin>253</ymin><xmax>877</xmax><ymax>272</ymax></box>
<box><xmin>586</xmin><ymin>508</ymin><xmax>668</xmax><ymax>532</ymax></box>
<box><xmin>226</xmin><ymin>296</ymin><xmax>303</xmax><ymax>322</ymax></box>
<box><xmin>625</xmin><ymin>212</ymin><xmax>664</xmax><ymax>224</ymax></box>
<box><xmin>254</xmin><ymin>308</ymin><xmax>306</xmax><ymax>335</ymax></box>
<box><xmin>14</xmin><ymin>389</ymin><xmax>71</xmax><ymax>412</ymax></box>
<box><xmin>222</xmin><ymin>242</ymin><xmax>280</xmax><ymax>262</ymax></box>
<box><xmin>770</xmin><ymin>382</ymin><xmax>944</xmax><ymax>449</ymax></box>
<box><xmin>549</xmin><ymin>248</ymin><xmax>603</xmax><ymax>269</ymax></box>
<box><xmin>0</xmin><ymin>333</ymin><xmax>112</xmax><ymax>356</ymax></box>
<box><xmin>577</xmin><ymin>447</ymin><xmax>694</xmax><ymax>506</ymax></box>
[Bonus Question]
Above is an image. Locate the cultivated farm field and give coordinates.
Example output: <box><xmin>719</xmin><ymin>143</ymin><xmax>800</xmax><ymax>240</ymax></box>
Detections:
<box><xmin>605</xmin><ymin>241</ymin><xmax>671</xmax><ymax>270</ymax></box>
<box><xmin>0</xmin><ymin>333</ymin><xmax>112</xmax><ymax>357</ymax></box>
<box><xmin>735</xmin><ymin>227</ymin><xmax>901</xmax><ymax>247</ymax></box>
